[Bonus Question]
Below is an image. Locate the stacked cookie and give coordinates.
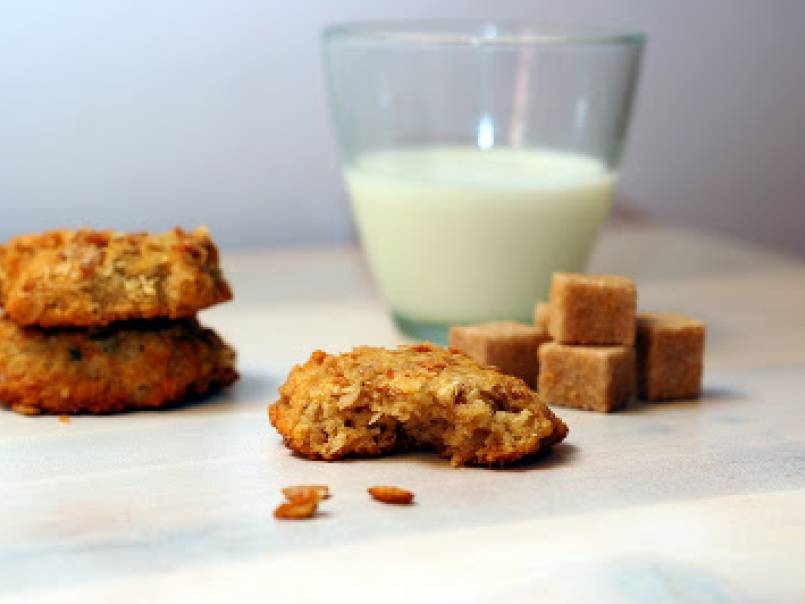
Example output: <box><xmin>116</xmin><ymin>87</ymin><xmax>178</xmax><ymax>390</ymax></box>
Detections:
<box><xmin>0</xmin><ymin>227</ymin><xmax>238</xmax><ymax>415</ymax></box>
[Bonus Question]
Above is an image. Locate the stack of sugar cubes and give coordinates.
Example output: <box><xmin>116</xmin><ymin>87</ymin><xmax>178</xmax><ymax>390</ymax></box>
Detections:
<box><xmin>449</xmin><ymin>273</ymin><xmax>705</xmax><ymax>413</ymax></box>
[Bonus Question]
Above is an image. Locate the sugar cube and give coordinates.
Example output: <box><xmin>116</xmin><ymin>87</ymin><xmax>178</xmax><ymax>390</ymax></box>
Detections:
<box><xmin>636</xmin><ymin>312</ymin><xmax>705</xmax><ymax>401</ymax></box>
<box><xmin>538</xmin><ymin>342</ymin><xmax>635</xmax><ymax>413</ymax></box>
<box><xmin>449</xmin><ymin>321</ymin><xmax>550</xmax><ymax>388</ymax></box>
<box><xmin>533</xmin><ymin>302</ymin><xmax>551</xmax><ymax>334</ymax></box>
<box><xmin>549</xmin><ymin>273</ymin><xmax>637</xmax><ymax>345</ymax></box>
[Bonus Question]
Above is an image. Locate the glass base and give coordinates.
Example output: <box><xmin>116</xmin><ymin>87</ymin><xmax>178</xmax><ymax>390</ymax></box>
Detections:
<box><xmin>392</xmin><ymin>313</ymin><xmax>450</xmax><ymax>345</ymax></box>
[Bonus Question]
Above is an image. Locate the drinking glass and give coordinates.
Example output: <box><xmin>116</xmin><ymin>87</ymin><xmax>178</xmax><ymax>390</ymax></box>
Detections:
<box><xmin>323</xmin><ymin>20</ymin><xmax>644</xmax><ymax>342</ymax></box>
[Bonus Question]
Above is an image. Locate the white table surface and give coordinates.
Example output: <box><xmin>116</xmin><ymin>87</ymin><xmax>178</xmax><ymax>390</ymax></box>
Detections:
<box><xmin>2</xmin><ymin>223</ymin><xmax>804</xmax><ymax>603</ymax></box>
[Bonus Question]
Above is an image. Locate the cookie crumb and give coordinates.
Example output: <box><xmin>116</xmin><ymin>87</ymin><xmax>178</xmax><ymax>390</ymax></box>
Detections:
<box><xmin>58</xmin><ymin>415</ymin><xmax>71</xmax><ymax>424</ymax></box>
<box><xmin>368</xmin><ymin>486</ymin><xmax>415</xmax><ymax>505</ymax></box>
<box><xmin>274</xmin><ymin>484</ymin><xmax>328</xmax><ymax>520</ymax></box>
<box><xmin>273</xmin><ymin>499</ymin><xmax>318</xmax><ymax>520</ymax></box>
<box><xmin>282</xmin><ymin>485</ymin><xmax>329</xmax><ymax>502</ymax></box>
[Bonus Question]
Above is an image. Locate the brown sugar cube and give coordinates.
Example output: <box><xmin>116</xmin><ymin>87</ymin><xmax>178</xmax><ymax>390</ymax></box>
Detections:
<box><xmin>637</xmin><ymin>312</ymin><xmax>705</xmax><ymax>401</ymax></box>
<box><xmin>448</xmin><ymin>321</ymin><xmax>551</xmax><ymax>388</ymax></box>
<box><xmin>533</xmin><ymin>302</ymin><xmax>551</xmax><ymax>334</ymax></box>
<box><xmin>538</xmin><ymin>342</ymin><xmax>635</xmax><ymax>413</ymax></box>
<box><xmin>549</xmin><ymin>273</ymin><xmax>637</xmax><ymax>345</ymax></box>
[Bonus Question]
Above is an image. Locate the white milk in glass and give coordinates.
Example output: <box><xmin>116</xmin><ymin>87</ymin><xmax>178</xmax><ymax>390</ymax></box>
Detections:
<box><xmin>345</xmin><ymin>146</ymin><xmax>616</xmax><ymax>324</ymax></box>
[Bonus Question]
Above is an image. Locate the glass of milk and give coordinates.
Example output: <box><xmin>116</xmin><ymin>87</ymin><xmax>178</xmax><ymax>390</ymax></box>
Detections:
<box><xmin>323</xmin><ymin>21</ymin><xmax>644</xmax><ymax>342</ymax></box>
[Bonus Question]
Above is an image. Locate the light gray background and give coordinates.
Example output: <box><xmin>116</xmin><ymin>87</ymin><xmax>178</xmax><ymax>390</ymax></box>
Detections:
<box><xmin>1</xmin><ymin>1</ymin><xmax>804</xmax><ymax>255</ymax></box>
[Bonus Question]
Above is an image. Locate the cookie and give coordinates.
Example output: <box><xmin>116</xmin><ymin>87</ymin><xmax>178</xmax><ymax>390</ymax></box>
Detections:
<box><xmin>0</xmin><ymin>226</ymin><xmax>231</xmax><ymax>327</ymax></box>
<box><xmin>0</xmin><ymin>316</ymin><xmax>238</xmax><ymax>415</ymax></box>
<box><xmin>269</xmin><ymin>343</ymin><xmax>567</xmax><ymax>467</ymax></box>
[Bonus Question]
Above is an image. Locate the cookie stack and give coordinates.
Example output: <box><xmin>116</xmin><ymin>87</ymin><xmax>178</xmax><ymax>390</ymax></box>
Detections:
<box><xmin>0</xmin><ymin>227</ymin><xmax>238</xmax><ymax>415</ymax></box>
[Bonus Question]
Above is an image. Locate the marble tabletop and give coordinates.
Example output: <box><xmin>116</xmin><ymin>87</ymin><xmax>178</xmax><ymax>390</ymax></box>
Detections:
<box><xmin>1</xmin><ymin>222</ymin><xmax>804</xmax><ymax>603</ymax></box>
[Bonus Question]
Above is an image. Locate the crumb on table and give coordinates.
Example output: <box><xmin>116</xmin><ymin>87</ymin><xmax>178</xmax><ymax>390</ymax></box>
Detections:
<box><xmin>368</xmin><ymin>486</ymin><xmax>415</xmax><ymax>504</ymax></box>
<box><xmin>282</xmin><ymin>485</ymin><xmax>329</xmax><ymax>502</ymax></box>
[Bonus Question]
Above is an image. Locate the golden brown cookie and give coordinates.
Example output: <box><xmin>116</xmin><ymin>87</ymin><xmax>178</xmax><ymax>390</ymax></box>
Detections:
<box><xmin>0</xmin><ymin>226</ymin><xmax>232</xmax><ymax>327</ymax></box>
<box><xmin>0</xmin><ymin>316</ymin><xmax>238</xmax><ymax>415</ymax></box>
<box><xmin>268</xmin><ymin>343</ymin><xmax>567</xmax><ymax>467</ymax></box>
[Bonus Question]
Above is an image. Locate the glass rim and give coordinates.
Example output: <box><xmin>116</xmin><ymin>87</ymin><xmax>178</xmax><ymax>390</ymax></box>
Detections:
<box><xmin>323</xmin><ymin>19</ymin><xmax>645</xmax><ymax>48</ymax></box>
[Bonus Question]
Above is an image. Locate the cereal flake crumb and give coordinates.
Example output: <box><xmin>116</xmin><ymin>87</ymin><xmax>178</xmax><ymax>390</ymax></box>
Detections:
<box><xmin>274</xmin><ymin>484</ymin><xmax>329</xmax><ymax>520</ymax></box>
<box><xmin>282</xmin><ymin>485</ymin><xmax>329</xmax><ymax>502</ymax></box>
<box><xmin>367</xmin><ymin>486</ymin><xmax>415</xmax><ymax>505</ymax></box>
<box><xmin>273</xmin><ymin>499</ymin><xmax>318</xmax><ymax>520</ymax></box>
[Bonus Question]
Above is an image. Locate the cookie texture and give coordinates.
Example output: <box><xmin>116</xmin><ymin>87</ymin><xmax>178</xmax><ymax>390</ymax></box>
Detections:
<box><xmin>268</xmin><ymin>343</ymin><xmax>568</xmax><ymax>467</ymax></box>
<box><xmin>0</xmin><ymin>316</ymin><xmax>238</xmax><ymax>415</ymax></box>
<box><xmin>0</xmin><ymin>226</ymin><xmax>232</xmax><ymax>327</ymax></box>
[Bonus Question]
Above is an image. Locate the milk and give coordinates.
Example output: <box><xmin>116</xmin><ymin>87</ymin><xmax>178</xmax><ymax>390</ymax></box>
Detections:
<box><xmin>345</xmin><ymin>146</ymin><xmax>616</xmax><ymax>324</ymax></box>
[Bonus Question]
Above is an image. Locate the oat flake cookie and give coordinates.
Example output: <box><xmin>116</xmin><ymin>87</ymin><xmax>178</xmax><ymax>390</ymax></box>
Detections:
<box><xmin>0</xmin><ymin>316</ymin><xmax>238</xmax><ymax>415</ymax></box>
<box><xmin>269</xmin><ymin>343</ymin><xmax>568</xmax><ymax>467</ymax></box>
<box><xmin>0</xmin><ymin>226</ymin><xmax>232</xmax><ymax>327</ymax></box>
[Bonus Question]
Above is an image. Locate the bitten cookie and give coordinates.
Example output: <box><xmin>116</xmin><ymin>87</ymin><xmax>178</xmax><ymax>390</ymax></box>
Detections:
<box><xmin>269</xmin><ymin>343</ymin><xmax>568</xmax><ymax>467</ymax></box>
